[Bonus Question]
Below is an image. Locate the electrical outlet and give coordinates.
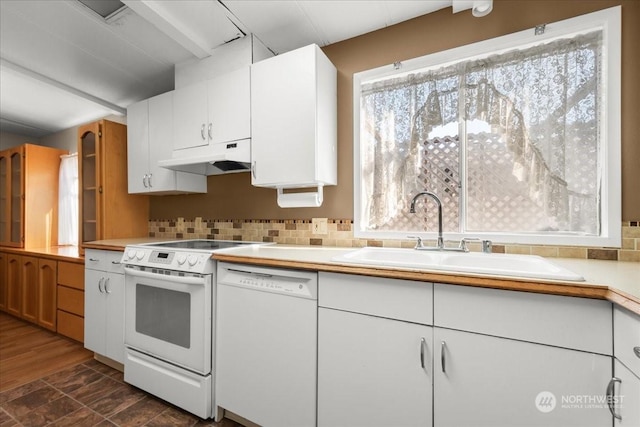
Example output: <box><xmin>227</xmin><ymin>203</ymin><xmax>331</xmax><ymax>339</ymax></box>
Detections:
<box><xmin>312</xmin><ymin>218</ymin><xmax>328</xmax><ymax>235</ymax></box>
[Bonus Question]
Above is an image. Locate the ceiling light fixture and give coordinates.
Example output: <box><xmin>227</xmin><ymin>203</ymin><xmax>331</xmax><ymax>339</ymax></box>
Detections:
<box><xmin>471</xmin><ymin>0</ymin><xmax>493</xmax><ymax>17</ymax></box>
<box><xmin>451</xmin><ymin>0</ymin><xmax>493</xmax><ymax>18</ymax></box>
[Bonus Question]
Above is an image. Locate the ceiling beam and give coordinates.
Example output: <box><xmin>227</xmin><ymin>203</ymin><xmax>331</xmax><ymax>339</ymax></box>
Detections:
<box><xmin>0</xmin><ymin>58</ymin><xmax>126</xmax><ymax>116</ymax></box>
<box><xmin>122</xmin><ymin>0</ymin><xmax>212</xmax><ymax>59</ymax></box>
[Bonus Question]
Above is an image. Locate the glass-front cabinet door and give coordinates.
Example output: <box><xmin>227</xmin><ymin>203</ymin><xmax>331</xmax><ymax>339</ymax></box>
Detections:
<box><xmin>79</xmin><ymin>122</ymin><xmax>101</xmax><ymax>245</ymax></box>
<box><xmin>10</xmin><ymin>148</ymin><xmax>24</xmax><ymax>246</ymax></box>
<box><xmin>0</xmin><ymin>150</ymin><xmax>8</xmax><ymax>244</ymax></box>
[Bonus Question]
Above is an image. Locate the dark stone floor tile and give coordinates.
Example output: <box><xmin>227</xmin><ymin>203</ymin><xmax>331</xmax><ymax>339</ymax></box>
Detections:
<box><xmin>108</xmin><ymin>396</ymin><xmax>169</xmax><ymax>427</ymax></box>
<box><xmin>48</xmin><ymin>406</ymin><xmax>109</xmax><ymax>427</ymax></box>
<box><xmin>0</xmin><ymin>380</ymin><xmax>47</xmax><ymax>404</ymax></box>
<box><xmin>43</xmin><ymin>365</ymin><xmax>104</xmax><ymax>394</ymax></box>
<box><xmin>87</xmin><ymin>382</ymin><xmax>146</xmax><ymax>417</ymax></box>
<box><xmin>194</xmin><ymin>417</ymin><xmax>243</xmax><ymax>427</ymax></box>
<box><xmin>145</xmin><ymin>406</ymin><xmax>198</xmax><ymax>427</ymax></box>
<box><xmin>2</xmin><ymin>385</ymin><xmax>63</xmax><ymax>418</ymax></box>
<box><xmin>68</xmin><ymin>376</ymin><xmax>123</xmax><ymax>406</ymax></box>
<box><xmin>0</xmin><ymin>408</ymin><xmax>18</xmax><ymax>426</ymax></box>
<box><xmin>83</xmin><ymin>359</ymin><xmax>122</xmax><ymax>378</ymax></box>
<box><xmin>15</xmin><ymin>396</ymin><xmax>82</xmax><ymax>426</ymax></box>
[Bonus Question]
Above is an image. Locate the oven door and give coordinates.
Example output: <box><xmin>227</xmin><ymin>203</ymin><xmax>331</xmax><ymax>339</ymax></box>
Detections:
<box><xmin>124</xmin><ymin>266</ymin><xmax>212</xmax><ymax>374</ymax></box>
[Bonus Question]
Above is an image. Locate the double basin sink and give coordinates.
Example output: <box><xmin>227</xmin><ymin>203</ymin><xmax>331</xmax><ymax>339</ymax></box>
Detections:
<box><xmin>332</xmin><ymin>247</ymin><xmax>585</xmax><ymax>282</ymax></box>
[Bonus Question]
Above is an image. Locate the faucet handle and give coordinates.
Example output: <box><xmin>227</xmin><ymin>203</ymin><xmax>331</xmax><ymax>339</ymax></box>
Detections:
<box><xmin>458</xmin><ymin>237</ymin><xmax>481</xmax><ymax>252</ymax></box>
<box><xmin>407</xmin><ymin>235</ymin><xmax>424</xmax><ymax>249</ymax></box>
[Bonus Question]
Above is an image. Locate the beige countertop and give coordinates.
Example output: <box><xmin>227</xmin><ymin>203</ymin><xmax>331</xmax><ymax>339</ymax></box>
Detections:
<box><xmin>77</xmin><ymin>239</ymin><xmax>640</xmax><ymax>315</ymax></box>
<box><xmin>213</xmin><ymin>244</ymin><xmax>640</xmax><ymax>315</ymax></box>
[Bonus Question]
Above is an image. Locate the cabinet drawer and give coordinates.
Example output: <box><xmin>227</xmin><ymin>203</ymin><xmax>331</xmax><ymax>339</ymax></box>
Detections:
<box><xmin>434</xmin><ymin>284</ymin><xmax>612</xmax><ymax>354</ymax></box>
<box><xmin>58</xmin><ymin>261</ymin><xmax>84</xmax><ymax>290</ymax></box>
<box><xmin>614</xmin><ymin>306</ymin><xmax>640</xmax><ymax>377</ymax></box>
<box><xmin>85</xmin><ymin>249</ymin><xmax>124</xmax><ymax>273</ymax></box>
<box><xmin>57</xmin><ymin>286</ymin><xmax>84</xmax><ymax>316</ymax></box>
<box><xmin>319</xmin><ymin>272</ymin><xmax>432</xmax><ymax>325</ymax></box>
<box><xmin>57</xmin><ymin>310</ymin><xmax>84</xmax><ymax>343</ymax></box>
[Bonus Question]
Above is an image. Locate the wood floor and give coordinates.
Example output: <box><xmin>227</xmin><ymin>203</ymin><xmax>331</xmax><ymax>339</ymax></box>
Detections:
<box><xmin>0</xmin><ymin>312</ymin><xmax>93</xmax><ymax>392</ymax></box>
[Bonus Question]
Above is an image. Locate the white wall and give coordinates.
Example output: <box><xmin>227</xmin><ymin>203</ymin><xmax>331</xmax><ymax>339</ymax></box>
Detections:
<box><xmin>0</xmin><ymin>131</ymin><xmax>39</xmax><ymax>150</ymax></box>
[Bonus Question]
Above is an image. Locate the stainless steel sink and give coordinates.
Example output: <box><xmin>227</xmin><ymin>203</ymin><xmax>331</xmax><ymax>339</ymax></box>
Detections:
<box><xmin>332</xmin><ymin>247</ymin><xmax>585</xmax><ymax>281</ymax></box>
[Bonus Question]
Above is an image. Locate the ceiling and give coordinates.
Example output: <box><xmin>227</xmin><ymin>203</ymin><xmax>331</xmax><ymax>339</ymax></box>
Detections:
<box><xmin>0</xmin><ymin>0</ymin><xmax>486</xmax><ymax>139</ymax></box>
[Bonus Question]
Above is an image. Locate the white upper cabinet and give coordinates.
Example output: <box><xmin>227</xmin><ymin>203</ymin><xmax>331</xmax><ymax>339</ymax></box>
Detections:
<box><xmin>127</xmin><ymin>92</ymin><xmax>206</xmax><ymax>194</ymax></box>
<box><xmin>171</xmin><ymin>66</ymin><xmax>251</xmax><ymax>159</ymax></box>
<box><xmin>251</xmin><ymin>44</ymin><xmax>337</xmax><ymax>207</ymax></box>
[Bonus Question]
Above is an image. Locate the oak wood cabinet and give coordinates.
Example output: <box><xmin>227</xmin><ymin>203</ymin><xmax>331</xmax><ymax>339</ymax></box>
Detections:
<box><xmin>20</xmin><ymin>255</ymin><xmax>38</xmax><ymax>323</ymax></box>
<box><xmin>0</xmin><ymin>144</ymin><xmax>67</xmax><ymax>248</ymax></box>
<box><xmin>78</xmin><ymin>120</ymin><xmax>149</xmax><ymax>248</ymax></box>
<box><xmin>38</xmin><ymin>258</ymin><xmax>57</xmax><ymax>331</ymax></box>
<box><xmin>57</xmin><ymin>260</ymin><xmax>84</xmax><ymax>342</ymax></box>
<box><xmin>6</xmin><ymin>253</ymin><xmax>21</xmax><ymax>316</ymax></box>
<box><xmin>0</xmin><ymin>251</ymin><xmax>6</xmax><ymax>311</ymax></box>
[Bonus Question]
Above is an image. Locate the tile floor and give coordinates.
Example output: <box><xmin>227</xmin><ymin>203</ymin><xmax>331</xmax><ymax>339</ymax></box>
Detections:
<box><xmin>0</xmin><ymin>359</ymin><xmax>242</xmax><ymax>427</ymax></box>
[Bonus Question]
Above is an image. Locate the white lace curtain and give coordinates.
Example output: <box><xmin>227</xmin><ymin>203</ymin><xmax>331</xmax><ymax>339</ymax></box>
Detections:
<box><xmin>360</xmin><ymin>30</ymin><xmax>601</xmax><ymax>233</ymax></box>
<box><xmin>58</xmin><ymin>153</ymin><xmax>78</xmax><ymax>246</ymax></box>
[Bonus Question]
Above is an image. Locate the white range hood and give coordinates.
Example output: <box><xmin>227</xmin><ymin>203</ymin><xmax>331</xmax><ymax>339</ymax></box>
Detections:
<box><xmin>158</xmin><ymin>138</ymin><xmax>251</xmax><ymax>175</ymax></box>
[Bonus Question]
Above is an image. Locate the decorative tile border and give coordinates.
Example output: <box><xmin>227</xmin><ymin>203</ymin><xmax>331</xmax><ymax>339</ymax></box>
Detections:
<box><xmin>148</xmin><ymin>218</ymin><xmax>640</xmax><ymax>262</ymax></box>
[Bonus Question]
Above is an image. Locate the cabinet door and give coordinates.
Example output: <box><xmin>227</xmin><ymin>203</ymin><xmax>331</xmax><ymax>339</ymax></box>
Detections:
<box><xmin>251</xmin><ymin>45</ymin><xmax>317</xmax><ymax>187</ymax></box>
<box><xmin>21</xmin><ymin>256</ymin><xmax>38</xmax><ymax>323</ymax></box>
<box><xmin>37</xmin><ymin>258</ymin><xmax>57</xmax><ymax>331</ymax></box>
<box><xmin>148</xmin><ymin>91</ymin><xmax>179</xmax><ymax>192</ymax></box>
<box><xmin>79</xmin><ymin>123</ymin><xmax>102</xmax><ymax>244</ymax></box>
<box><xmin>434</xmin><ymin>328</ymin><xmax>612</xmax><ymax>427</ymax></box>
<box><xmin>104</xmin><ymin>272</ymin><xmax>125</xmax><ymax>364</ymax></box>
<box><xmin>0</xmin><ymin>151</ymin><xmax>8</xmax><ymax>244</ymax></box>
<box><xmin>8</xmin><ymin>148</ymin><xmax>24</xmax><ymax>246</ymax></box>
<box><xmin>614</xmin><ymin>359</ymin><xmax>640</xmax><ymax>426</ymax></box>
<box><xmin>84</xmin><ymin>268</ymin><xmax>106</xmax><ymax>355</ymax></box>
<box><xmin>126</xmin><ymin>99</ymin><xmax>151</xmax><ymax>194</ymax></box>
<box><xmin>208</xmin><ymin>67</ymin><xmax>250</xmax><ymax>144</ymax></box>
<box><xmin>173</xmin><ymin>81</ymin><xmax>209</xmax><ymax>151</ymax></box>
<box><xmin>0</xmin><ymin>251</ymin><xmax>7</xmax><ymax>311</ymax></box>
<box><xmin>318</xmin><ymin>308</ymin><xmax>433</xmax><ymax>427</ymax></box>
<box><xmin>6</xmin><ymin>254</ymin><xmax>21</xmax><ymax>316</ymax></box>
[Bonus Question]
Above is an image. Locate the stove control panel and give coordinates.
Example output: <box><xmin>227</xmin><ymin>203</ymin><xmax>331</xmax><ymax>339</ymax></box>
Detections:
<box><xmin>121</xmin><ymin>247</ymin><xmax>214</xmax><ymax>274</ymax></box>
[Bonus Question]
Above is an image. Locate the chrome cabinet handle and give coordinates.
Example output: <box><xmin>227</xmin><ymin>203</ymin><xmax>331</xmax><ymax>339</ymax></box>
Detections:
<box><xmin>143</xmin><ymin>174</ymin><xmax>148</xmax><ymax>188</ymax></box>
<box><xmin>201</xmin><ymin>124</ymin><xmax>206</xmax><ymax>140</ymax></box>
<box><xmin>208</xmin><ymin>123</ymin><xmax>213</xmax><ymax>140</ymax></box>
<box><xmin>606</xmin><ymin>377</ymin><xmax>622</xmax><ymax>420</ymax></box>
<box><xmin>420</xmin><ymin>337</ymin><xmax>427</xmax><ymax>371</ymax></box>
<box><xmin>98</xmin><ymin>277</ymin><xmax>104</xmax><ymax>293</ymax></box>
<box><xmin>104</xmin><ymin>277</ymin><xmax>111</xmax><ymax>294</ymax></box>
<box><xmin>251</xmin><ymin>161</ymin><xmax>257</xmax><ymax>179</ymax></box>
<box><xmin>111</xmin><ymin>260</ymin><xmax>121</xmax><ymax>265</ymax></box>
<box><xmin>148</xmin><ymin>173</ymin><xmax>152</xmax><ymax>188</ymax></box>
<box><xmin>89</xmin><ymin>258</ymin><xmax>100</xmax><ymax>262</ymax></box>
<box><xmin>634</xmin><ymin>346</ymin><xmax>640</xmax><ymax>359</ymax></box>
<box><xmin>441</xmin><ymin>341</ymin><xmax>447</xmax><ymax>373</ymax></box>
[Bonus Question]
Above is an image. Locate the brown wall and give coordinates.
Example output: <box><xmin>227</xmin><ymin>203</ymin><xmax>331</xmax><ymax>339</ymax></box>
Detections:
<box><xmin>151</xmin><ymin>0</ymin><xmax>639</xmax><ymax>221</ymax></box>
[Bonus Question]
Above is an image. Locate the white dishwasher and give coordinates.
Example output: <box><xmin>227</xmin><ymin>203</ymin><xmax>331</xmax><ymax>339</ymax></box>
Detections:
<box><xmin>215</xmin><ymin>262</ymin><xmax>318</xmax><ymax>427</ymax></box>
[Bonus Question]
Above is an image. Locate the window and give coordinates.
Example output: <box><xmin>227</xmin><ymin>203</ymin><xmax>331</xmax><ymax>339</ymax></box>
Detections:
<box><xmin>353</xmin><ymin>7</ymin><xmax>621</xmax><ymax>247</ymax></box>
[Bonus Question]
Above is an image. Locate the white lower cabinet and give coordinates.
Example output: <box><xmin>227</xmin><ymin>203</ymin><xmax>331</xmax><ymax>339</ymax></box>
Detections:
<box><xmin>84</xmin><ymin>250</ymin><xmax>125</xmax><ymax>364</ymax></box>
<box><xmin>318</xmin><ymin>308</ymin><xmax>433</xmax><ymax>427</ymax></box>
<box><xmin>613</xmin><ymin>359</ymin><xmax>640</xmax><ymax>425</ymax></box>
<box><xmin>433</xmin><ymin>327</ymin><xmax>612</xmax><ymax>427</ymax></box>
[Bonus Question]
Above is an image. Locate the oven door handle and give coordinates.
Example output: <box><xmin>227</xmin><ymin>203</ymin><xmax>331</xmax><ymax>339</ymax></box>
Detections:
<box><xmin>124</xmin><ymin>267</ymin><xmax>207</xmax><ymax>286</ymax></box>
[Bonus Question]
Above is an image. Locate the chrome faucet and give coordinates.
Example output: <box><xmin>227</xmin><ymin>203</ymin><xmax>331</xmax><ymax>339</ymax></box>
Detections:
<box><xmin>409</xmin><ymin>190</ymin><xmax>493</xmax><ymax>253</ymax></box>
<box><xmin>409</xmin><ymin>191</ymin><xmax>444</xmax><ymax>250</ymax></box>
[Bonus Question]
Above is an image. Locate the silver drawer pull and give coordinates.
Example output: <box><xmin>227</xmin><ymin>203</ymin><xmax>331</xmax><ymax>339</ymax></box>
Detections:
<box><xmin>89</xmin><ymin>258</ymin><xmax>100</xmax><ymax>262</ymax></box>
<box><xmin>634</xmin><ymin>346</ymin><xmax>640</xmax><ymax>359</ymax></box>
<box><xmin>420</xmin><ymin>337</ymin><xmax>427</xmax><ymax>370</ymax></box>
<box><xmin>441</xmin><ymin>341</ymin><xmax>447</xmax><ymax>374</ymax></box>
<box><xmin>605</xmin><ymin>377</ymin><xmax>622</xmax><ymax>420</ymax></box>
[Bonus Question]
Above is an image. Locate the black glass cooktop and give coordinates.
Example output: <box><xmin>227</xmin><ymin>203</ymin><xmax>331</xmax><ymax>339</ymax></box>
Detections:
<box><xmin>149</xmin><ymin>239</ymin><xmax>255</xmax><ymax>251</ymax></box>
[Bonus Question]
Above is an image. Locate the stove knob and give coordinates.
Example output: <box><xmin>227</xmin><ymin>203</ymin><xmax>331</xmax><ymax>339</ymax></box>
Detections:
<box><xmin>127</xmin><ymin>249</ymin><xmax>136</xmax><ymax>260</ymax></box>
<box><xmin>136</xmin><ymin>250</ymin><xmax>145</xmax><ymax>260</ymax></box>
<box><xmin>177</xmin><ymin>255</ymin><xmax>187</xmax><ymax>265</ymax></box>
<box><xmin>187</xmin><ymin>255</ymin><xmax>198</xmax><ymax>266</ymax></box>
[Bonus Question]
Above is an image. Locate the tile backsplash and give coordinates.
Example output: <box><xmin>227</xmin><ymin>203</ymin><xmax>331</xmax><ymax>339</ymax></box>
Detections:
<box><xmin>148</xmin><ymin>219</ymin><xmax>640</xmax><ymax>262</ymax></box>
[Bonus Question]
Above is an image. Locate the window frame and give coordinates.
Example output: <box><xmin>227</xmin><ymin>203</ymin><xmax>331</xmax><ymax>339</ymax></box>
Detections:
<box><xmin>352</xmin><ymin>6</ymin><xmax>621</xmax><ymax>247</ymax></box>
